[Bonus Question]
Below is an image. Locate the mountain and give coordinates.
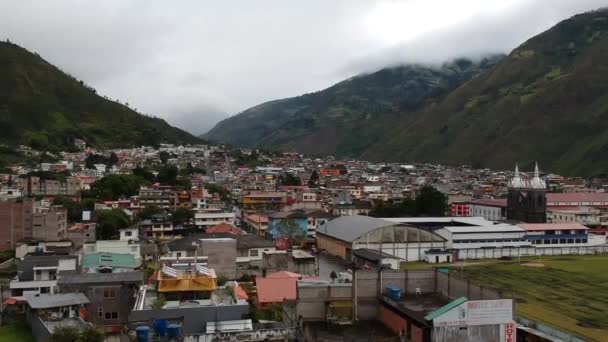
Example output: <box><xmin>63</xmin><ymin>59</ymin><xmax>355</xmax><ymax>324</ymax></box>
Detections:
<box><xmin>0</xmin><ymin>41</ymin><xmax>200</xmax><ymax>151</ymax></box>
<box><xmin>205</xmin><ymin>9</ymin><xmax>608</xmax><ymax>175</ymax></box>
<box><xmin>203</xmin><ymin>57</ymin><xmax>503</xmax><ymax>157</ymax></box>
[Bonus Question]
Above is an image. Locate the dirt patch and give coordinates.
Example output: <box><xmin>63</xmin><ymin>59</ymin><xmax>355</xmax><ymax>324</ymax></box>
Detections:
<box><xmin>522</xmin><ymin>262</ymin><xmax>546</xmax><ymax>267</ymax></box>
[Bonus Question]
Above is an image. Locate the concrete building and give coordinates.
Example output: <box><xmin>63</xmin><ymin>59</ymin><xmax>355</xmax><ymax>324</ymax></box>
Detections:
<box><xmin>194</xmin><ymin>208</ymin><xmax>236</xmax><ymax>229</ymax></box>
<box><xmin>197</xmin><ymin>237</ymin><xmax>237</xmax><ymax>279</ymax></box>
<box><xmin>17</xmin><ymin>176</ymin><xmax>80</xmax><ymax>197</ymax></box>
<box><xmin>506</xmin><ymin>163</ymin><xmax>547</xmax><ymax>223</ymax></box>
<box><xmin>469</xmin><ymin>199</ymin><xmax>507</xmax><ymax>221</ymax></box>
<box><xmin>32</xmin><ymin>205</ymin><xmax>67</xmax><ymax>241</ymax></box>
<box><xmin>434</xmin><ymin>224</ymin><xmax>530</xmax><ymax>249</ymax></box>
<box><xmin>0</xmin><ymin>198</ymin><xmax>34</xmax><ymax>250</ymax></box>
<box><xmin>519</xmin><ymin>223</ymin><xmax>607</xmax><ymax>247</ymax></box>
<box><xmin>547</xmin><ymin>207</ymin><xmax>607</xmax><ymax>226</ymax></box>
<box><xmin>316</xmin><ymin>216</ymin><xmax>447</xmax><ymax>262</ymax></box>
<box><xmin>58</xmin><ymin>272</ymin><xmax>143</xmax><ymax>333</ymax></box>
<box><xmin>10</xmin><ymin>255</ymin><xmax>78</xmax><ymax>298</ymax></box>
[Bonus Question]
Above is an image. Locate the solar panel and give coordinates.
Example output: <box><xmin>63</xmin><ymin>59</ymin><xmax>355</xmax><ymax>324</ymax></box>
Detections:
<box><xmin>162</xmin><ymin>264</ymin><xmax>178</xmax><ymax>278</ymax></box>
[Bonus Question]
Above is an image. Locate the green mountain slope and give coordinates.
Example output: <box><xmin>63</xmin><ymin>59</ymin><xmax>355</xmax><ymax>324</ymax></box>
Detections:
<box><xmin>0</xmin><ymin>41</ymin><xmax>200</xmax><ymax>151</ymax></box>
<box><xmin>203</xmin><ymin>57</ymin><xmax>503</xmax><ymax>157</ymax></box>
<box><xmin>363</xmin><ymin>9</ymin><xmax>608</xmax><ymax>175</ymax></box>
<box><xmin>205</xmin><ymin>9</ymin><xmax>608</xmax><ymax>175</ymax></box>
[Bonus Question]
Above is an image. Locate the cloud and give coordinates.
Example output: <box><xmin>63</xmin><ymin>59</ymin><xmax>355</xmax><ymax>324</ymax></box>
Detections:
<box><xmin>0</xmin><ymin>0</ymin><xmax>606</xmax><ymax>131</ymax></box>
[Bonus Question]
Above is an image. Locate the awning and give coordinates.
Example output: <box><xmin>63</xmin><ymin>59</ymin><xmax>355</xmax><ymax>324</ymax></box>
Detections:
<box><xmin>3</xmin><ymin>298</ymin><xmax>17</xmax><ymax>305</ymax></box>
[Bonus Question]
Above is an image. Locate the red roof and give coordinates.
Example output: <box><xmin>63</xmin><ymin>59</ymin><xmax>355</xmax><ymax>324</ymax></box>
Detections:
<box><xmin>266</xmin><ymin>271</ymin><xmax>303</xmax><ymax>279</ymax></box>
<box><xmin>546</xmin><ymin>192</ymin><xmax>608</xmax><ymax>204</ymax></box>
<box><xmin>255</xmin><ymin>278</ymin><xmax>298</xmax><ymax>304</ymax></box>
<box><xmin>206</xmin><ymin>223</ymin><xmax>243</xmax><ymax>235</ymax></box>
<box><xmin>519</xmin><ymin>223</ymin><xmax>588</xmax><ymax>231</ymax></box>
<box><xmin>255</xmin><ymin>272</ymin><xmax>318</xmax><ymax>304</ymax></box>
<box><xmin>235</xmin><ymin>285</ymin><xmax>248</xmax><ymax>300</ymax></box>
<box><xmin>246</xmin><ymin>214</ymin><xmax>268</xmax><ymax>223</ymax></box>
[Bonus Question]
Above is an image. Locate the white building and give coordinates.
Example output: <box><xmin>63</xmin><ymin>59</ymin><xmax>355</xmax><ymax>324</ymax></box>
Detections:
<box><xmin>194</xmin><ymin>209</ymin><xmax>236</xmax><ymax>229</ymax></box>
<box><xmin>435</xmin><ymin>224</ymin><xmax>530</xmax><ymax>249</ymax></box>
<box><xmin>469</xmin><ymin>199</ymin><xmax>506</xmax><ymax>221</ymax></box>
<box><xmin>519</xmin><ymin>223</ymin><xmax>606</xmax><ymax>247</ymax></box>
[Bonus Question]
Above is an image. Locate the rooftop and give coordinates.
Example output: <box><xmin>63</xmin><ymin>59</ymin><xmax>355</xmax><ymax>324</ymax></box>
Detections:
<box><xmin>58</xmin><ymin>271</ymin><xmax>143</xmax><ymax>285</ymax></box>
<box><xmin>518</xmin><ymin>223</ymin><xmax>588</xmax><ymax>231</ymax></box>
<box><xmin>25</xmin><ymin>293</ymin><xmax>89</xmax><ymax>309</ymax></box>
<box><xmin>81</xmin><ymin>252</ymin><xmax>137</xmax><ymax>269</ymax></box>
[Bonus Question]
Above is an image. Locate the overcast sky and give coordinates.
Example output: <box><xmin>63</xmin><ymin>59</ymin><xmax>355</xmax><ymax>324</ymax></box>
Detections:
<box><xmin>1</xmin><ymin>0</ymin><xmax>606</xmax><ymax>134</ymax></box>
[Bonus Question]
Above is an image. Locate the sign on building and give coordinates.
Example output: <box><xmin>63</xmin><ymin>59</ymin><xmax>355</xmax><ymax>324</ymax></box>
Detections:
<box><xmin>433</xmin><ymin>299</ymin><xmax>513</xmax><ymax>327</ymax></box>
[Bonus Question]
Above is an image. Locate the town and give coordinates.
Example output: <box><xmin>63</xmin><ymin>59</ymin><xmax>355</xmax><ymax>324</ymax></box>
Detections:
<box><xmin>0</xmin><ymin>141</ymin><xmax>607</xmax><ymax>342</ymax></box>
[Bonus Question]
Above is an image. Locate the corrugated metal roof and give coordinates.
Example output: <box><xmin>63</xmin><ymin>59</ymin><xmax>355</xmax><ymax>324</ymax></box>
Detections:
<box><xmin>424</xmin><ymin>296</ymin><xmax>468</xmax><ymax>321</ymax></box>
<box><xmin>25</xmin><ymin>293</ymin><xmax>89</xmax><ymax>309</ymax></box>
<box><xmin>317</xmin><ymin>215</ymin><xmax>396</xmax><ymax>242</ymax></box>
<box><xmin>81</xmin><ymin>253</ymin><xmax>136</xmax><ymax>269</ymax></box>
<box><xmin>518</xmin><ymin>223</ymin><xmax>588</xmax><ymax>231</ymax></box>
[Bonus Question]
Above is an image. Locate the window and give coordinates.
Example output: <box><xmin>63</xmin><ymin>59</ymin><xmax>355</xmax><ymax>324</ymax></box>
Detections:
<box><xmin>250</xmin><ymin>249</ymin><xmax>259</xmax><ymax>257</ymax></box>
<box><xmin>125</xmin><ymin>231</ymin><xmax>132</xmax><ymax>236</ymax></box>
<box><xmin>104</xmin><ymin>312</ymin><xmax>118</xmax><ymax>320</ymax></box>
<box><xmin>103</xmin><ymin>288</ymin><xmax>117</xmax><ymax>298</ymax></box>
<box><xmin>176</xmin><ymin>252</ymin><xmax>182</xmax><ymax>257</ymax></box>
<box><xmin>98</xmin><ymin>308</ymin><xmax>103</xmax><ymax>318</ymax></box>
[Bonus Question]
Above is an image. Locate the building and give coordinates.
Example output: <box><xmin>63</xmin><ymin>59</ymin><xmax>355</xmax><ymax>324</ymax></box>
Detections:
<box><xmin>449</xmin><ymin>202</ymin><xmax>470</xmax><ymax>217</ymax></box>
<box><xmin>519</xmin><ymin>223</ymin><xmax>606</xmax><ymax>247</ymax></box>
<box><xmin>197</xmin><ymin>237</ymin><xmax>237</xmax><ymax>279</ymax></box>
<box><xmin>547</xmin><ymin>206</ymin><xmax>606</xmax><ymax>226</ymax></box>
<box><xmin>207</xmin><ymin>222</ymin><xmax>244</xmax><ymax>235</ymax></box>
<box><xmin>316</xmin><ymin>216</ymin><xmax>447</xmax><ymax>262</ymax></box>
<box><xmin>17</xmin><ymin>176</ymin><xmax>80</xmax><ymax>197</ymax></box>
<box><xmin>352</xmin><ymin>248</ymin><xmax>401</xmax><ymax>270</ymax></box>
<box><xmin>58</xmin><ymin>272</ymin><xmax>143</xmax><ymax>333</ymax></box>
<box><xmin>241</xmin><ymin>191</ymin><xmax>288</xmax><ymax>211</ymax></box>
<box><xmin>434</xmin><ymin>224</ymin><xmax>530</xmax><ymax>250</ymax></box>
<box><xmin>194</xmin><ymin>208</ymin><xmax>236</xmax><ymax>229</ymax></box>
<box><xmin>506</xmin><ymin>163</ymin><xmax>547</xmax><ymax>223</ymax></box>
<box><xmin>81</xmin><ymin>252</ymin><xmax>137</xmax><ymax>273</ymax></box>
<box><xmin>255</xmin><ymin>271</ymin><xmax>318</xmax><ymax>308</ymax></box>
<box><xmin>10</xmin><ymin>255</ymin><xmax>78</xmax><ymax>298</ymax></box>
<box><xmin>32</xmin><ymin>204</ymin><xmax>67</xmax><ymax>241</ymax></box>
<box><xmin>139</xmin><ymin>216</ymin><xmax>175</xmax><ymax>239</ymax></box>
<box><xmin>138</xmin><ymin>186</ymin><xmax>173</xmax><ymax>209</ymax></box>
<box><xmin>25</xmin><ymin>293</ymin><xmax>90</xmax><ymax>342</ymax></box>
<box><xmin>0</xmin><ymin>198</ymin><xmax>34</xmax><ymax>250</ymax></box>
<box><xmin>244</xmin><ymin>214</ymin><xmax>269</xmax><ymax>237</ymax></box>
<box><xmin>546</xmin><ymin>192</ymin><xmax>608</xmax><ymax>207</ymax></box>
<box><xmin>65</xmin><ymin>222</ymin><xmax>96</xmax><ymax>249</ymax></box>
<box><xmin>469</xmin><ymin>199</ymin><xmax>507</xmax><ymax>221</ymax></box>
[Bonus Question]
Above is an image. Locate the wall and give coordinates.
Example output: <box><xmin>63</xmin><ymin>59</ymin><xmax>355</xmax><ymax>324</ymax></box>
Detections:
<box><xmin>0</xmin><ymin>199</ymin><xmax>34</xmax><ymax>250</ymax></box>
<box><xmin>198</xmin><ymin>239</ymin><xmax>237</xmax><ymax>279</ymax></box>
<box><xmin>456</xmin><ymin>245</ymin><xmax>608</xmax><ymax>260</ymax></box>
<box><xmin>433</xmin><ymin>324</ymin><xmax>502</xmax><ymax>342</ymax></box>
<box><xmin>183</xmin><ymin>327</ymin><xmax>295</xmax><ymax>342</ymax></box>
<box><xmin>316</xmin><ymin>234</ymin><xmax>350</xmax><ymax>259</ymax></box>
<box><xmin>129</xmin><ymin>304</ymin><xmax>249</xmax><ymax>335</ymax></box>
<box><xmin>27</xmin><ymin>311</ymin><xmax>51</xmax><ymax>342</ymax></box>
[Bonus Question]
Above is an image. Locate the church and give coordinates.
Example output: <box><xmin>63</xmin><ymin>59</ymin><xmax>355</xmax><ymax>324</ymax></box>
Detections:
<box><xmin>506</xmin><ymin>163</ymin><xmax>547</xmax><ymax>223</ymax></box>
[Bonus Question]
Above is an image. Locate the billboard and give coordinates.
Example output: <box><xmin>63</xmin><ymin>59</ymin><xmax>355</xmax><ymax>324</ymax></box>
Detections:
<box><xmin>433</xmin><ymin>299</ymin><xmax>513</xmax><ymax>327</ymax></box>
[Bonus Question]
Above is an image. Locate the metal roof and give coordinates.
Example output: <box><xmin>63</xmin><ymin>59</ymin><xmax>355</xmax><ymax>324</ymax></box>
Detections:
<box><xmin>353</xmin><ymin>248</ymin><xmax>399</xmax><ymax>262</ymax></box>
<box><xmin>58</xmin><ymin>271</ymin><xmax>143</xmax><ymax>285</ymax></box>
<box><xmin>25</xmin><ymin>293</ymin><xmax>89</xmax><ymax>309</ymax></box>
<box><xmin>81</xmin><ymin>253</ymin><xmax>136</xmax><ymax>269</ymax></box>
<box><xmin>424</xmin><ymin>296</ymin><xmax>468</xmax><ymax>321</ymax></box>
<box><xmin>317</xmin><ymin>215</ymin><xmax>396</xmax><ymax>242</ymax></box>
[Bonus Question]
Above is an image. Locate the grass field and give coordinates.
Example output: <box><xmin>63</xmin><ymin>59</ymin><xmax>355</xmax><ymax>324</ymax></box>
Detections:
<box><xmin>0</xmin><ymin>322</ymin><xmax>35</xmax><ymax>342</ymax></box>
<box><xmin>448</xmin><ymin>255</ymin><xmax>608</xmax><ymax>342</ymax></box>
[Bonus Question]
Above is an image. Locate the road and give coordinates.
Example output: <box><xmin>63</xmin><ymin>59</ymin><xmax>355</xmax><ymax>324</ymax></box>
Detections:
<box><xmin>317</xmin><ymin>253</ymin><xmax>347</xmax><ymax>281</ymax></box>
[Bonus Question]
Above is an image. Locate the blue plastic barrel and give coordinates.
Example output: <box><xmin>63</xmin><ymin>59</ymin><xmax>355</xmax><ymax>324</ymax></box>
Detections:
<box><xmin>386</xmin><ymin>286</ymin><xmax>401</xmax><ymax>301</ymax></box>
<box><xmin>154</xmin><ymin>319</ymin><xmax>168</xmax><ymax>337</ymax></box>
<box><xmin>167</xmin><ymin>323</ymin><xmax>181</xmax><ymax>340</ymax></box>
<box><xmin>135</xmin><ymin>326</ymin><xmax>149</xmax><ymax>342</ymax></box>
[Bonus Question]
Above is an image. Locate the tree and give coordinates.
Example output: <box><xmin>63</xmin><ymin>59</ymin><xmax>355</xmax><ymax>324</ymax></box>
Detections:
<box><xmin>330</xmin><ymin>271</ymin><xmax>338</xmax><ymax>283</ymax></box>
<box><xmin>88</xmin><ymin>174</ymin><xmax>147</xmax><ymax>200</ymax></box>
<box><xmin>108</xmin><ymin>152</ymin><xmax>119</xmax><ymax>166</ymax></box>
<box><xmin>159</xmin><ymin>151</ymin><xmax>170</xmax><ymax>164</ymax></box>
<box><xmin>137</xmin><ymin>205</ymin><xmax>163</xmax><ymax>221</ymax></box>
<box><xmin>308</xmin><ymin>170</ymin><xmax>319</xmax><ymax>188</ymax></box>
<box><xmin>151</xmin><ymin>294</ymin><xmax>167</xmax><ymax>309</ymax></box>
<box><xmin>53</xmin><ymin>196</ymin><xmax>84</xmax><ymax>222</ymax></box>
<box><xmin>276</xmin><ymin>218</ymin><xmax>306</xmax><ymax>246</ymax></box>
<box><xmin>132</xmin><ymin>166</ymin><xmax>155</xmax><ymax>182</ymax></box>
<box><xmin>49</xmin><ymin>326</ymin><xmax>80</xmax><ymax>342</ymax></box>
<box><xmin>279</xmin><ymin>173</ymin><xmax>301</xmax><ymax>186</ymax></box>
<box><xmin>415</xmin><ymin>185</ymin><xmax>448</xmax><ymax>216</ymax></box>
<box><xmin>50</xmin><ymin>325</ymin><xmax>103</xmax><ymax>342</ymax></box>
<box><xmin>205</xmin><ymin>183</ymin><xmax>231</xmax><ymax>202</ymax></box>
<box><xmin>156</xmin><ymin>165</ymin><xmax>178</xmax><ymax>185</ymax></box>
<box><xmin>172</xmin><ymin>207</ymin><xmax>194</xmax><ymax>226</ymax></box>
<box><xmin>96</xmin><ymin>209</ymin><xmax>131</xmax><ymax>239</ymax></box>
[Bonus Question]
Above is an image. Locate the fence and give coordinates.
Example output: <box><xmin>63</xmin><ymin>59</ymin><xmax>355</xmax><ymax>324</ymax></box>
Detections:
<box><xmin>457</xmin><ymin>245</ymin><xmax>608</xmax><ymax>260</ymax></box>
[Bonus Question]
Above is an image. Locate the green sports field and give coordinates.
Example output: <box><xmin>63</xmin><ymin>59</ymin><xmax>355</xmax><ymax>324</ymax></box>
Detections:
<box><xmin>456</xmin><ymin>255</ymin><xmax>608</xmax><ymax>342</ymax></box>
